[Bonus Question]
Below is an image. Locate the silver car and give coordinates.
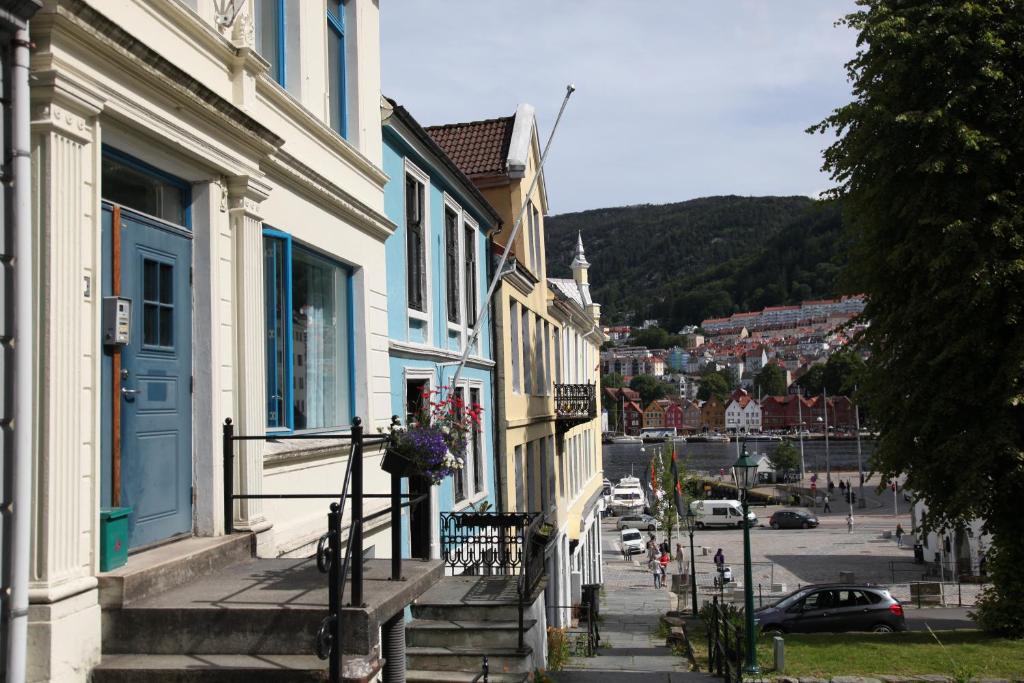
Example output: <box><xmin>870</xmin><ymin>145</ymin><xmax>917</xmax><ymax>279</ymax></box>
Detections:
<box><xmin>615</xmin><ymin>514</ymin><xmax>661</xmax><ymax>531</ymax></box>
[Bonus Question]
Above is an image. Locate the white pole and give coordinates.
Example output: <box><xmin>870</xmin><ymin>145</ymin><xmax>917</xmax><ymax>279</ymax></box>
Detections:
<box><xmin>448</xmin><ymin>84</ymin><xmax>576</xmax><ymax>393</ymax></box>
<box><xmin>797</xmin><ymin>393</ymin><xmax>805</xmax><ymax>481</ymax></box>
<box><xmin>8</xmin><ymin>25</ymin><xmax>35</xmax><ymax>683</ymax></box>
<box><xmin>823</xmin><ymin>387</ymin><xmax>831</xmax><ymax>484</ymax></box>
<box><xmin>855</xmin><ymin>398</ymin><xmax>865</xmax><ymax>509</ymax></box>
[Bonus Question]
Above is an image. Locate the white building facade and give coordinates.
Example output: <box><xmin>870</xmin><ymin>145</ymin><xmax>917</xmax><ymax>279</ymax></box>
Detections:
<box><xmin>26</xmin><ymin>1</ymin><xmax>393</xmax><ymax>680</ymax></box>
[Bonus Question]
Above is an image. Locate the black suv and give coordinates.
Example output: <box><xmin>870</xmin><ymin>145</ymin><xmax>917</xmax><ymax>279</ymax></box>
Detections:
<box><xmin>755</xmin><ymin>584</ymin><xmax>906</xmax><ymax>634</ymax></box>
<box><xmin>769</xmin><ymin>508</ymin><xmax>819</xmax><ymax>529</ymax></box>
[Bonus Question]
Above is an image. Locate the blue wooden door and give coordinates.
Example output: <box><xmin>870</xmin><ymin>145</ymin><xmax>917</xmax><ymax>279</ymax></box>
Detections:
<box><xmin>117</xmin><ymin>208</ymin><xmax>193</xmax><ymax>548</ymax></box>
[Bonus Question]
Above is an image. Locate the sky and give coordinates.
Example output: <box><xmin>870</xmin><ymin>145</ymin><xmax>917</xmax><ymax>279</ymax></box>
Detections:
<box><xmin>380</xmin><ymin>1</ymin><xmax>860</xmax><ymax>216</ymax></box>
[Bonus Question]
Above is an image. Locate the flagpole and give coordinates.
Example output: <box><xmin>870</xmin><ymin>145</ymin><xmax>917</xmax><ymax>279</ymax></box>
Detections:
<box><xmin>448</xmin><ymin>84</ymin><xmax>576</xmax><ymax>394</ymax></box>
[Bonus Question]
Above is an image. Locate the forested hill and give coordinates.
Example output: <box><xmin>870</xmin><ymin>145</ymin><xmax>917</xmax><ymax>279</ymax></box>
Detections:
<box><xmin>545</xmin><ymin>196</ymin><xmax>848</xmax><ymax>331</ymax></box>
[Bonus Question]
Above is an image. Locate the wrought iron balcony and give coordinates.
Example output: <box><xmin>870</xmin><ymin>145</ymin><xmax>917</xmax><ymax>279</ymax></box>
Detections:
<box><xmin>555</xmin><ymin>383</ymin><xmax>597</xmax><ymax>424</ymax></box>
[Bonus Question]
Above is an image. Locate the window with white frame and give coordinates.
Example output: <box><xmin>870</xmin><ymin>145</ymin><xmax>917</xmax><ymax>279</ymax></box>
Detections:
<box><xmin>543</xmin><ymin>320</ymin><xmax>551</xmax><ymax>394</ymax></box>
<box><xmin>264</xmin><ymin>229</ymin><xmax>353</xmax><ymax>431</ymax></box>
<box><xmin>514</xmin><ymin>444</ymin><xmax>525</xmax><ymax>511</ymax></box>
<box><xmin>531</xmin><ymin>202</ymin><xmax>542</xmax><ymax>276</ymax></box>
<box><xmin>453</xmin><ymin>386</ymin><xmax>466</xmax><ymax>502</ymax></box>
<box><xmin>444</xmin><ymin>205</ymin><xmax>461</xmax><ymax>326</ymax></box>
<box><xmin>404</xmin><ymin>166</ymin><xmax>428</xmax><ymax>316</ymax></box>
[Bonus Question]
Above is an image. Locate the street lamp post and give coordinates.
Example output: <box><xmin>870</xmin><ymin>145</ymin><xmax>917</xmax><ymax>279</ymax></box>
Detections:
<box><xmin>683</xmin><ymin>507</ymin><xmax>698</xmax><ymax>616</ymax></box>
<box><xmin>731</xmin><ymin>445</ymin><xmax>761</xmax><ymax>676</ymax></box>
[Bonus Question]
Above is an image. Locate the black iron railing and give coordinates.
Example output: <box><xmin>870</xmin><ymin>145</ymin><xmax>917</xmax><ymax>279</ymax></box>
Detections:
<box><xmin>222</xmin><ymin>416</ymin><xmax>427</xmax><ymax>683</ymax></box>
<box><xmin>706</xmin><ymin>595</ymin><xmax>744</xmax><ymax>683</ymax></box>
<box><xmin>554</xmin><ymin>383</ymin><xmax>597</xmax><ymax>421</ymax></box>
<box><xmin>440</xmin><ymin>511</ymin><xmax>537</xmax><ymax>575</ymax></box>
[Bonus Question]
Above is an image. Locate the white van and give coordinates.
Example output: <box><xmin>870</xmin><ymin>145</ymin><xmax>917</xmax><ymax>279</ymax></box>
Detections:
<box><xmin>689</xmin><ymin>499</ymin><xmax>757</xmax><ymax>529</ymax></box>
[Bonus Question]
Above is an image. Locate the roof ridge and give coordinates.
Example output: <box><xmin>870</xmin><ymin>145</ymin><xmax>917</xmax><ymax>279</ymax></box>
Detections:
<box><xmin>425</xmin><ymin>115</ymin><xmax>515</xmax><ymax>131</ymax></box>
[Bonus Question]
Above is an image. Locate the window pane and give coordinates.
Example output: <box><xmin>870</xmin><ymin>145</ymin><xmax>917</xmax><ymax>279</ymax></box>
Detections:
<box><xmin>264</xmin><ymin>237</ymin><xmax>287</xmax><ymax>427</ymax></box>
<box><xmin>445</xmin><ymin>208</ymin><xmax>460</xmax><ymax>324</ymax></box>
<box><xmin>292</xmin><ymin>247</ymin><xmax>349</xmax><ymax>430</ymax></box>
<box><xmin>159</xmin><ymin>307</ymin><xmax>173</xmax><ymax>347</ymax></box>
<box><xmin>143</xmin><ymin>303</ymin><xmax>159</xmax><ymax>346</ymax></box>
<box><xmin>159</xmin><ymin>263</ymin><xmax>173</xmax><ymax>304</ymax></box>
<box><xmin>471</xmin><ymin>388</ymin><xmax>483</xmax><ymax>493</ymax></box>
<box><xmin>102</xmin><ymin>155</ymin><xmax>185</xmax><ymax>225</ymax></box>
<box><xmin>254</xmin><ymin>0</ymin><xmax>280</xmax><ymax>82</ymax></box>
<box><xmin>510</xmin><ymin>301</ymin><xmax>520</xmax><ymax>393</ymax></box>
<box><xmin>453</xmin><ymin>388</ymin><xmax>465</xmax><ymax>501</ymax></box>
<box><xmin>144</xmin><ymin>260</ymin><xmax>158</xmax><ymax>301</ymax></box>
<box><xmin>327</xmin><ymin>21</ymin><xmax>345</xmax><ymax>135</ymax></box>
<box><xmin>464</xmin><ymin>225</ymin><xmax>476</xmax><ymax>326</ymax></box>
<box><xmin>406</xmin><ymin>176</ymin><xmax>424</xmax><ymax>312</ymax></box>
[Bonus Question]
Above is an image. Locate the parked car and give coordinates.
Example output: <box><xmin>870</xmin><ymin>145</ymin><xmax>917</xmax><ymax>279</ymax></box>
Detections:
<box><xmin>619</xmin><ymin>528</ymin><xmax>645</xmax><ymax>555</ymax></box>
<box><xmin>769</xmin><ymin>508</ymin><xmax>819</xmax><ymax>530</ymax></box>
<box><xmin>616</xmin><ymin>514</ymin><xmax>661</xmax><ymax>531</ymax></box>
<box><xmin>755</xmin><ymin>584</ymin><xmax>906</xmax><ymax>634</ymax></box>
<box><xmin>689</xmin><ymin>499</ymin><xmax>757</xmax><ymax>529</ymax></box>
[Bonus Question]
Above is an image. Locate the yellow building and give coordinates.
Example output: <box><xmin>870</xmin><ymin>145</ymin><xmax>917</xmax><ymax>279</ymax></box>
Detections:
<box><xmin>428</xmin><ymin>105</ymin><xmax>604</xmax><ymax>627</ymax></box>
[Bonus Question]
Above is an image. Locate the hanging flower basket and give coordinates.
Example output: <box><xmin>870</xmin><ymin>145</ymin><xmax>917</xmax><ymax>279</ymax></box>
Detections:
<box><xmin>381</xmin><ymin>387</ymin><xmax>482</xmax><ymax>486</ymax></box>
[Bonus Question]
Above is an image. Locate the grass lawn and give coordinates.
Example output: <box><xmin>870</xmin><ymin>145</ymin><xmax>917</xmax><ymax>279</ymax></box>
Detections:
<box><xmin>753</xmin><ymin>630</ymin><xmax>1024</xmax><ymax>679</ymax></box>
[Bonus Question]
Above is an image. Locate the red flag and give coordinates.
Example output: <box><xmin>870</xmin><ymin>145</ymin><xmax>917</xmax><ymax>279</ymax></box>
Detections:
<box><xmin>651</xmin><ymin>460</ymin><xmax>658</xmax><ymax>492</ymax></box>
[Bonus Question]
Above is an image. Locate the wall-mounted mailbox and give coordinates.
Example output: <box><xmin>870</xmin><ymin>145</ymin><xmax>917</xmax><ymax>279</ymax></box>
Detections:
<box><xmin>102</xmin><ymin>296</ymin><xmax>132</xmax><ymax>346</ymax></box>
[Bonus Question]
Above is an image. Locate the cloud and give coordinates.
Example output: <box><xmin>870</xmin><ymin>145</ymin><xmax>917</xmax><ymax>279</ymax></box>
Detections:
<box><xmin>381</xmin><ymin>1</ymin><xmax>859</xmax><ymax>214</ymax></box>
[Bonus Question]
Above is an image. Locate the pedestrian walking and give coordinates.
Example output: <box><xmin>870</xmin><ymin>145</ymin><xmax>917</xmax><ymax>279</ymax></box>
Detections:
<box><xmin>839</xmin><ymin>480</ymin><xmax>846</xmax><ymax>495</ymax></box>
<box><xmin>713</xmin><ymin>548</ymin><xmax>725</xmax><ymax>571</ymax></box>
<box><xmin>823</xmin><ymin>494</ymin><xmax>831</xmax><ymax>513</ymax></box>
<box><xmin>660</xmin><ymin>538</ymin><xmax>670</xmax><ymax>555</ymax></box>
<box><xmin>895</xmin><ymin>523</ymin><xmax>905</xmax><ymax>547</ymax></box>
<box><xmin>647</xmin><ymin>540</ymin><xmax>657</xmax><ymax>563</ymax></box>
<box><xmin>676</xmin><ymin>543</ymin><xmax>685</xmax><ymax>574</ymax></box>
<box><xmin>846</xmin><ymin>513</ymin><xmax>854</xmax><ymax>533</ymax></box>
<box><xmin>659</xmin><ymin>550</ymin><xmax>670</xmax><ymax>586</ymax></box>
<box><xmin>650</xmin><ymin>557</ymin><xmax>662</xmax><ymax>588</ymax></box>
<box><xmin>828</xmin><ymin>479</ymin><xmax>835</xmax><ymax>493</ymax></box>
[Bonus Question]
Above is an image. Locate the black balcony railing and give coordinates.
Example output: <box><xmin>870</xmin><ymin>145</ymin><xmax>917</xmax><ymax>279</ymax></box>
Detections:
<box><xmin>440</xmin><ymin>511</ymin><xmax>537</xmax><ymax>575</ymax></box>
<box><xmin>555</xmin><ymin>383</ymin><xmax>596</xmax><ymax>422</ymax></box>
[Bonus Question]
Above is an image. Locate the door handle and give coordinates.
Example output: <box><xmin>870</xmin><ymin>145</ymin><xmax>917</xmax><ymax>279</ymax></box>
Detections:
<box><xmin>122</xmin><ymin>387</ymin><xmax>141</xmax><ymax>400</ymax></box>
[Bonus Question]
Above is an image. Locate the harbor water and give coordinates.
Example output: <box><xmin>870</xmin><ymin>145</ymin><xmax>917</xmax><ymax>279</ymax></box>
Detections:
<box><xmin>602</xmin><ymin>439</ymin><xmax>878</xmax><ymax>485</ymax></box>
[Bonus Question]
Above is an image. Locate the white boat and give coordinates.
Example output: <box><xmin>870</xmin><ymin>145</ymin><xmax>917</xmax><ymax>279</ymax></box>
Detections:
<box><xmin>691</xmin><ymin>433</ymin><xmax>729</xmax><ymax>443</ymax></box>
<box><xmin>640</xmin><ymin>427</ymin><xmax>677</xmax><ymax>443</ymax></box>
<box><xmin>608</xmin><ymin>474</ymin><xmax>646</xmax><ymax>515</ymax></box>
<box><xmin>610</xmin><ymin>434</ymin><xmax>642</xmax><ymax>444</ymax></box>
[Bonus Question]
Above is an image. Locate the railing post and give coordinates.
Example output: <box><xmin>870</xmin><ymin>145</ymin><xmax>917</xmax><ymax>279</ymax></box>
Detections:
<box><xmin>391</xmin><ymin>470</ymin><xmax>402</xmax><ymax>582</ymax></box>
<box><xmin>223</xmin><ymin>418</ymin><xmax>234</xmax><ymax>534</ymax></box>
<box><xmin>351</xmin><ymin>417</ymin><xmax>365</xmax><ymax>607</ymax></box>
<box><xmin>328</xmin><ymin>503</ymin><xmax>342</xmax><ymax>683</ymax></box>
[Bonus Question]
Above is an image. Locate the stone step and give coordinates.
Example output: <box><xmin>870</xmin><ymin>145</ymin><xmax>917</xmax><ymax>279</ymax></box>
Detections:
<box><xmin>410</xmin><ymin>601</ymin><xmax>522</xmax><ymax>623</ymax></box>
<box><xmin>405</xmin><ymin>619</ymin><xmax>535</xmax><ymax>649</ymax></box>
<box><xmin>102</xmin><ymin>607</ymin><xmax>322</xmax><ymax>655</ymax></box>
<box><xmin>406</xmin><ymin>668</ymin><xmax>529</xmax><ymax>682</ymax></box>
<box><xmin>90</xmin><ymin>654</ymin><xmax>328</xmax><ymax>683</ymax></box>
<box><xmin>98</xmin><ymin>534</ymin><xmax>255</xmax><ymax>608</ymax></box>
<box><xmin>405</xmin><ymin>646</ymin><xmax>533</xmax><ymax>674</ymax></box>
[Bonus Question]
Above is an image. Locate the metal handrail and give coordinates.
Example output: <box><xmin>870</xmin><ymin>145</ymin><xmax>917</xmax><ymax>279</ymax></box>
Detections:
<box><xmin>222</xmin><ymin>417</ymin><xmax>426</xmax><ymax>683</ymax></box>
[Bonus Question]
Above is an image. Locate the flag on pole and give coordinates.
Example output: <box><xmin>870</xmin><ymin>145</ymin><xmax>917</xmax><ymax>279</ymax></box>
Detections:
<box><xmin>651</xmin><ymin>459</ymin><xmax>658</xmax><ymax>494</ymax></box>
<box><xmin>671</xmin><ymin>442</ymin><xmax>685</xmax><ymax>516</ymax></box>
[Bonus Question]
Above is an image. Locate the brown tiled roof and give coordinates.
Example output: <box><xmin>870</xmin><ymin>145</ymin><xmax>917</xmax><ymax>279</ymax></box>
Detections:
<box><xmin>425</xmin><ymin>117</ymin><xmax>514</xmax><ymax>178</ymax></box>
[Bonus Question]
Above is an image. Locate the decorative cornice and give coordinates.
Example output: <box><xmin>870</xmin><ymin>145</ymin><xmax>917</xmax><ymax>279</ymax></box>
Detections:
<box><xmin>257</xmin><ymin>78</ymin><xmax>389</xmax><ymax>189</ymax></box>
<box><xmin>265</xmin><ymin>149</ymin><xmax>396</xmax><ymax>242</ymax></box>
<box><xmin>37</xmin><ymin>0</ymin><xmax>284</xmax><ymax>150</ymax></box>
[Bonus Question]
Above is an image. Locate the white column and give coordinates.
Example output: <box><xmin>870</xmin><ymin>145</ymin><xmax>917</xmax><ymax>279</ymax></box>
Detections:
<box><xmin>227</xmin><ymin>176</ymin><xmax>271</xmax><ymax>533</ymax></box>
<box><xmin>27</xmin><ymin>73</ymin><xmax>105</xmax><ymax>683</ymax></box>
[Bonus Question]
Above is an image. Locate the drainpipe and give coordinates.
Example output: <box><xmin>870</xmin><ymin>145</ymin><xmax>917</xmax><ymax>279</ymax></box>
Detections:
<box><xmin>8</xmin><ymin>25</ymin><xmax>34</xmax><ymax>683</ymax></box>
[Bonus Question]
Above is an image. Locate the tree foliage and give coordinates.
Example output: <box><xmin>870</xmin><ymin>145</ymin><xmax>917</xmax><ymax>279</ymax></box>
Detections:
<box><xmin>602</xmin><ymin>372</ymin><xmax>625</xmax><ymax>389</ymax></box>
<box><xmin>629</xmin><ymin>375</ymin><xmax>671</xmax><ymax>407</ymax></box>
<box><xmin>696</xmin><ymin>368</ymin><xmax>732</xmax><ymax>402</ymax></box>
<box><xmin>767</xmin><ymin>441</ymin><xmax>801</xmax><ymax>473</ymax></box>
<box><xmin>797</xmin><ymin>350</ymin><xmax>865</xmax><ymax>396</ymax></box>
<box><xmin>811</xmin><ymin>0</ymin><xmax>1024</xmax><ymax>636</ymax></box>
<box><xmin>753</xmin><ymin>363</ymin><xmax>788</xmax><ymax>398</ymax></box>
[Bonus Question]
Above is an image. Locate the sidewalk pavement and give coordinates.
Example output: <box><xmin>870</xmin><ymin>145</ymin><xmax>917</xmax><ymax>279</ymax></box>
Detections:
<box><xmin>557</xmin><ymin>551</ymin><xmax>713</xmax><ymax>679</ymax></box>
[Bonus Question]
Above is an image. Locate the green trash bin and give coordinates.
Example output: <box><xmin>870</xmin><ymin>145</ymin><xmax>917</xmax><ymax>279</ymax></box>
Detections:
<box><xmin>100</xmin><ymin>507</ymin><xmax>131</xmax><ymax>571</ymax></box>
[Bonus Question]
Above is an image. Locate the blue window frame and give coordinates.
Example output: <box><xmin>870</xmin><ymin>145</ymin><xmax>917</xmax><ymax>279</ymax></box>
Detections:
<box><xmin>101</xmin><ymin>145</ymin><xmax>192</xmax><ymax>228</ymax></box>
<box><xmin>255</xmin><ymin>0</ymin><xmax>286</xmax><ymax>86</ymax></box>
<box><xmin>264</xmin><ymin>228</ymin><xmax>355</xmax><ymax>431</ymax></box>
<box><xmin>327</xmin><ymin>0</ymin><xmax>347</xmax><ymax>137</ymax></box>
